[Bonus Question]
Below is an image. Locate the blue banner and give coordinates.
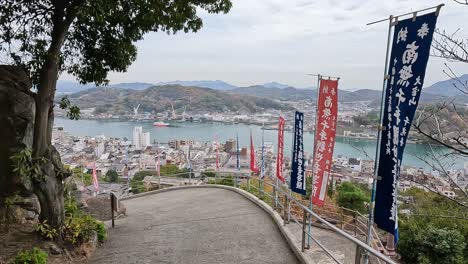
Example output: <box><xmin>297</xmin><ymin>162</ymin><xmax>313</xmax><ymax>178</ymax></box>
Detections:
<box><xmin>236</xmin><ymin>133</ymin><xmax>240</xmax><ymax>170</ymax></box>
<box><xmin>375</xmin><ymin>12</ymin><xmax>438</xmax><ymax>241</ymax></box>
<box><xmin>290</xmin><ymin>111</ymin><xmax>306</xmax><ymax>195</ymax></box>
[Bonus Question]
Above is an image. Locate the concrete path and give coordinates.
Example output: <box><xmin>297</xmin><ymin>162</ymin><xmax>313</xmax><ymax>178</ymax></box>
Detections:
<box><xmin>284</xmin><ymin>222</ymin><xmax>357</xmax><ymax>264</ymax></box>
<box><xmin>89</xmin><ymin>188</ymin><xmax>300</xmax><ymax>264</ymax></box>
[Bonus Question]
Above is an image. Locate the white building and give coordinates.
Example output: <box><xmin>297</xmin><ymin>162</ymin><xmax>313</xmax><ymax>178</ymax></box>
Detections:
<box><xmin>133</xmin><ymin>126</ymin><xmax>151</xmax><ymax>149</ymax></box>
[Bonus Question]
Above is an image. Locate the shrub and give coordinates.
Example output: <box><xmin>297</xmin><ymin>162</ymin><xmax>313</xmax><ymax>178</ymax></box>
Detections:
<box><xmin>207</xmin><ymin>176</ymin><xmax>234</xmax><ymax>186</ymax></box>
<box><xmin>105</xmin><ymin>170</ymin><xmax>119</xmax><ymax>183</ymax></box>
<box><xmin>95</xmin><ymin>220</ymin><xmax>107</xmax><ymax>243</ymax></box>
<box><xmin>398</xmin><ymin>223</ymin><xmax>466</xmax><ymax>264</ymax></box>
<box><xmin>130</xmin><ymin>179</ymin><xmax>146</xmax><ymax>194</ymax></box>
<box><xmin>63</xmin><ymin>214</ymin><xmax>107</xmax><ymax>244</ymax></box>
<box><xmin>398</xmin><ymin>187</ymin><xmax>468</xmax><ymax>260</ymax></box>
<box><xmin>64</xmin><ymin>196</ymin><xmax>78</xmax><ymax>216</ymax></box>
<box><xmin>12</xmin><ymin>247</ymin><xmax>48</xmax><ymax>264</ymax></box>
<box><xmin>336</xmin><ymin>182</ymin><xmax>369</xmax><ymax>213</ymax></box>
<box><xmin>35</xmin><ymin>221</ymin><xmax>58</xmax><ymax>240</ymax></box>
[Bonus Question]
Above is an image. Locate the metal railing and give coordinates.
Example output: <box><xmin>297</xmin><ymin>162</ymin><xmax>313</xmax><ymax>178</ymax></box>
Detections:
<box><xmin>114</xmin><ymin>173</ymin><xmax>396</xmax><ymax>264</ymax></box>
<box><xmin>231</xmin><ymin>176</ymin><xmax>397</xmax><ymax>264</ymax></box>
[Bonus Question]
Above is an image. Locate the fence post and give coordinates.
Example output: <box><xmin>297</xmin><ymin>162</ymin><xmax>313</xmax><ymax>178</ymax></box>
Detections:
<box><xmin>354</xmin><ymin>212</ymin><xmax>357</xmax><ymax>236</ymax></box>
<box><xmin>283</xmin><ymin>195</ymin><xmax>288</xmax><ymax>226</ymax></box>
<box><xmin>247</xmin><ymin>175</ymin><xmax>250</xmax><ymax>192</ymax></box>
<box><xmin>340</xmin><ymin>210</ymin><xmax>344</xmax><ymax>230</ymax></box>
<box><xmin>355</xmin><ymin>245</ymin><xmax>362</xmax><ymax>264</ymax></box>
<box><xmin>110</xmin><ymin>193</ymin><xmax>115</xmax><ymax>228</ymax></box>
<box><xmin>302</xmin><ymin>208</ymin><xmax>307</xmax><ymax>252</ymax></box>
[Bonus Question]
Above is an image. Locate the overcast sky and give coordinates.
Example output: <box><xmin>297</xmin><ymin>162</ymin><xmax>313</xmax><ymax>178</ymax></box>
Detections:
<box><xmin>62</xmin><ymin>0</ymin><xmax>468</xmax><ymax>90</ymax></box>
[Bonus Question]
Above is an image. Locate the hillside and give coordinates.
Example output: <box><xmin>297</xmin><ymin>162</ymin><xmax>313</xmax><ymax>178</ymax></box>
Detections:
<box><xmin>424</xmin><ymin>74</ymin><xmax>468</xmax><ymax>97</ymax></box>
<box><xmin>230</xmin><ymin>86</ymin><xmax>381</xmax><ymax>102</ymax></box>
<box><xmin>154</xmin><ymin>80</ymin><xmax>237</xmax><ymax>90</ymax></box>
<box><xmin>230</xmin><ymin>85</ymin><xmax>468</xmax><ymax>104</ymax></box>
<box><xmin>67</xmin><ymin>85</ymin><xmax>292</xmax><ymax>114</ymax></box>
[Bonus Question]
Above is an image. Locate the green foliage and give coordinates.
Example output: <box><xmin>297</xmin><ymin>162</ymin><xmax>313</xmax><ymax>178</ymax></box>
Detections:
<box><xmin>72</xmin><ymin>168</ymin><xmax>92</xmax><ymax>185</ymax></box>
<box><xmin>105</xmin><ymin>170</ymin><xmax>119</xmax><ymax>183</ymax></box>
<box><xmin>398</xmin><ymin>223</ymin><xmax>466</xmax><ymax>264</ymax></box>
<box><xmin>160</xmin><ymin>165</ymin><xmax>189</xmax><ymax>177</ymax></box>
<box><xmin>59</xmin><ymin>96</ymin><xmax>81</xmax><ymax>120</ymax></box>
<box><xmin>207</xmin><ymin>176</ymin><xmax>234</xmax><ymax>186</ymax></box>
<box><xmin>133</xmin><ymin>165</ymin><xmax>189</xmax><ymax>181</ymax></box>
<box><xmin>64</xmin><ymin>196</ymin><xmax>78</xmax><ymax>217</ymax></box>
<box><xmin>12</xmin><ymin>247</ymin><xmax>48</xmax><ymax>264</ymax></box>
<box><xmin>10</xmin><ymin>148</ymin><xmax>47</xmax><ymax>182</ymax></box>
<box><xmin>352</xmin><ymin>111</ymin><xmax>379</xmax><ymax>127</ymax></box>
<box><xmin>336</xmin><ymin>182</ymin><xmax>369</xmax><ymax>213</ymax></box>
<box><xmin>35</xmin><ymin>221</ymin><xmax>58</xmax><ymax>240</ymax></box>
<box><xmin>398</xmin><ymin>187</ymin><xmax>468</xmax><ymax>261</ymax></box>
<box><xmin>63</xmin><ymin>214</ymin><xmax>106</xmax><ymax>244</ymax></box>
<box><xmin>130</xmin><ymin>179</ymin><xmax>146</xmax><ymax>194</ymax></box>
<box><xmin>132</xmin><ymin>170</ymin><xmax>155</xmax><ymax>181</ymax></box>
<box><xmin>0</xmin><ymin>0</ymin><xmax>232</xmax><ymax>87</ymax></box>
<box><xmin>95</xmin><ymin>220</ymin><xmax>107</xmax><ymax>243</ymax></box>
<box><xmin>201</xmin><ymin>170</ymin><xmax>216</xmax><ymax>178</ymax></box>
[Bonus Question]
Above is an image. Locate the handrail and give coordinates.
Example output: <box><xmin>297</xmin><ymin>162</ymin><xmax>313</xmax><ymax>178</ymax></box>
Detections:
<box><xmin>273</xmin><ymin>186</ymin><xmax>397</xmax><ymax>264</ymax></box>
<box><xmin>203</xmin><ymin>176</ymin><xmax>396</xmax><ymax>264</ymax></box>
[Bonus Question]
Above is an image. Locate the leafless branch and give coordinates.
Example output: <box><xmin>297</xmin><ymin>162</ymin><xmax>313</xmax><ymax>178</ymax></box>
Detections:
<box><xmin>453</xmin><ymin>0</ymin><xmax>468</xmax><ymax>5</ymax></box>
<box><xmin>413</xmin><ymin>144</ymin><xmax>468</xmax><ymax>198</ymax></box>
<box><xmin>413</xmin><ymin>102</ymin><xmax>468</xmax><ymax>156</ymax></box>
<box><xmin>408</xmin><ymin>178</ymin><xmax>468</xmax><ymax>209</ymax></box>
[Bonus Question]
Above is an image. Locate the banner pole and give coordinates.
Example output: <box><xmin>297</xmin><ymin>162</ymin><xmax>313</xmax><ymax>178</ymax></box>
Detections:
<box><xmin>364</xmin><ymin>15</ymin><xmax>394</xmax><ymax>264</ymax></box>
<box><xmin>307</xmin><ymin>74</ymin><xmax>321</xmax><ymax>248</ymax></box>
<box><xmin>367</xmin><ymin>4</ymin><xmax>443</xmax><ymax>25</ymax></box>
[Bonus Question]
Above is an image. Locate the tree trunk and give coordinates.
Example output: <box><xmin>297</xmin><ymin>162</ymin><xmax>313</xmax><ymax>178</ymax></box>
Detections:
<box><xmin>35</xmin><ymin>162</ymin><xmax>65</xmax><ymax>227</ymax></box>
<box><xmin>30</xmin><ymin>3</ymin><xmax>78</xmax><ymax>229</ymax></box>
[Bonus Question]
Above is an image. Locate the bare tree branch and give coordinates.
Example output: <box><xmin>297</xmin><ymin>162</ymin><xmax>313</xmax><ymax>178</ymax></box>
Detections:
<box><xmin>413</xmin><ymin>144</ymin><xmax>468</xmax><ymax>198</ymax></box>
<box><xmin>453</xmin><ymin>0</ymin><xmax>468</xmax><ymax>5</ymax></box>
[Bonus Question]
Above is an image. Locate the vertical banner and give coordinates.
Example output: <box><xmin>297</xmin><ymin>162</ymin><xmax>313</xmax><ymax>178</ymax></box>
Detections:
<box><xmin>260</xmin><ymin>129</ymin><xmax>265</xmax><ymax>178</ymax></box>
<box><xmin>156</xmin><ymin>154</ymin><xmax>161</xmax><ymax>177</ymax></box>
<box><xmin>92</xmin><ymin>161</ymin><xmax>99</xmax><ymax>192</ymax></box>
<box><xmin>215</xmin><ymin>134</ymin><xmax>219</xmax><ymax>170</ymax></box>
<box><xmin>311</xmin><ymin>79</ymin><xmax>339</xmax><ymax>206</ymax></box>
<box><xmin>236</xmin><ymin>133</ymin><xmax>240</xmax><ymax>170</ymax></box>
<box><xmin>290</xmin><ymin>111</ymin><xmax>306</xmax><ymax>195</ymax></box>
<box><xmin>187</xmin><ymin>144</ymin><xmax>192</xmax><ymax>170</ymax></box>
<box><xmin>276</xmin><ymin>116</ymin><xmax>285</xmax><ymax>183</ymax></box>
<box><xmin>374</xmin><ymin>12</ymin><xmax>438</xmax><ymax>240</ymax></box>
<box><xmin>250</xmin><ymin>130</ymin><xmax>258</xmax><ymax>173</ymax></box>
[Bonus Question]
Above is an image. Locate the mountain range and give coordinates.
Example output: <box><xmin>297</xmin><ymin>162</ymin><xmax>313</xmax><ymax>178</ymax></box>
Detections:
<box><xmin>57</xmin><ymin>74</ymin><xmax>468</xmax><ymax>106</ymax></box>
<box><xmin>67</xmin><ymin>85</ymin><xmax>292</xmax><ymax>114</ymax></box>
<box><xmin>423</xmin><ymin>74</ymin><xmax>468</xmax><ymax>97</ymax></box>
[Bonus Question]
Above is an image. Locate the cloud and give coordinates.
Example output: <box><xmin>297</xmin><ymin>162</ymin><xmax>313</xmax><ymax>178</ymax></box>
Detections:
<box><xmin>61</xmin><ymin>0</ymin><xmax>468</xmax><ymax>90</ymax></box>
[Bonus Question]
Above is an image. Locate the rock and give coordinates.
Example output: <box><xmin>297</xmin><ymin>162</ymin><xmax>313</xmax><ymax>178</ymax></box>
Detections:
<box><xmin>47</xmin><ymin>242</ymin><xmax>63</xmax><ymax>255</ymax></box>
<box><xmin>0</xmin><ymin>65</ymin><xmax>35</xmax><ymax>199</ymax></box>
<box><xmin>15</xmin><ymin>194</ymin><xmax>41</xmax><ymax>214</ymax></box>
<box><xmin>79</xmin><ymin>231</ymin><xmax>98</xmax><ymax>258</ymax></box>
<box><xmin>4</xmin><ymin>193</ymin><xmax>41</xmax><ymax>225</ymax></box>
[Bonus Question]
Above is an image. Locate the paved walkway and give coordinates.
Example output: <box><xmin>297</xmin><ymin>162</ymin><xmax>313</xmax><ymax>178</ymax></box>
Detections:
<box><xmin>89</xmin><ymin>188</ymin><xmax>299</xmax><ymax>264</ymax></box>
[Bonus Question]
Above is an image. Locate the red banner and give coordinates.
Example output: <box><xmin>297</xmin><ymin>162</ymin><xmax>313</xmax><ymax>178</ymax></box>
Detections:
<box><xmin>92</xmin><ymin>161</ymin><xmax>99</xmax><ymax>192</ymax></box>
<box><xmin>311</xmin><ymin>79</ymin><xmax>338</xmax><ymax>206</ymax></box>
<box><xmin>276</xmin><ymin>116</ymin><xmax>285</xmax><ymax>183</ymax></box>
<box><xmin>250</xmin><ymin>131</ymin><xmax>258</xmax><ymax>173</ymax></box>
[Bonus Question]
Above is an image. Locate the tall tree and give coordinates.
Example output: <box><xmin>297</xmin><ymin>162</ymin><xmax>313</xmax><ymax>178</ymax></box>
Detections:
<box><xmin>0</xmin><ymin>0</ymin><xmax>232</xmax><ymax>228</ymax></box>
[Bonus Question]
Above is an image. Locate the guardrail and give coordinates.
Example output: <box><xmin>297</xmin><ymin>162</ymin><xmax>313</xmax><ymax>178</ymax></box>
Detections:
<box><xmin>114</xmin><ymin>174</ymin><xmax>396</xmax><ymax>264</ymax></box>
<box><xmin>231</xmin><ymin>176</ymin><xmax>396</xmax><ymax>264</ymax></box>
